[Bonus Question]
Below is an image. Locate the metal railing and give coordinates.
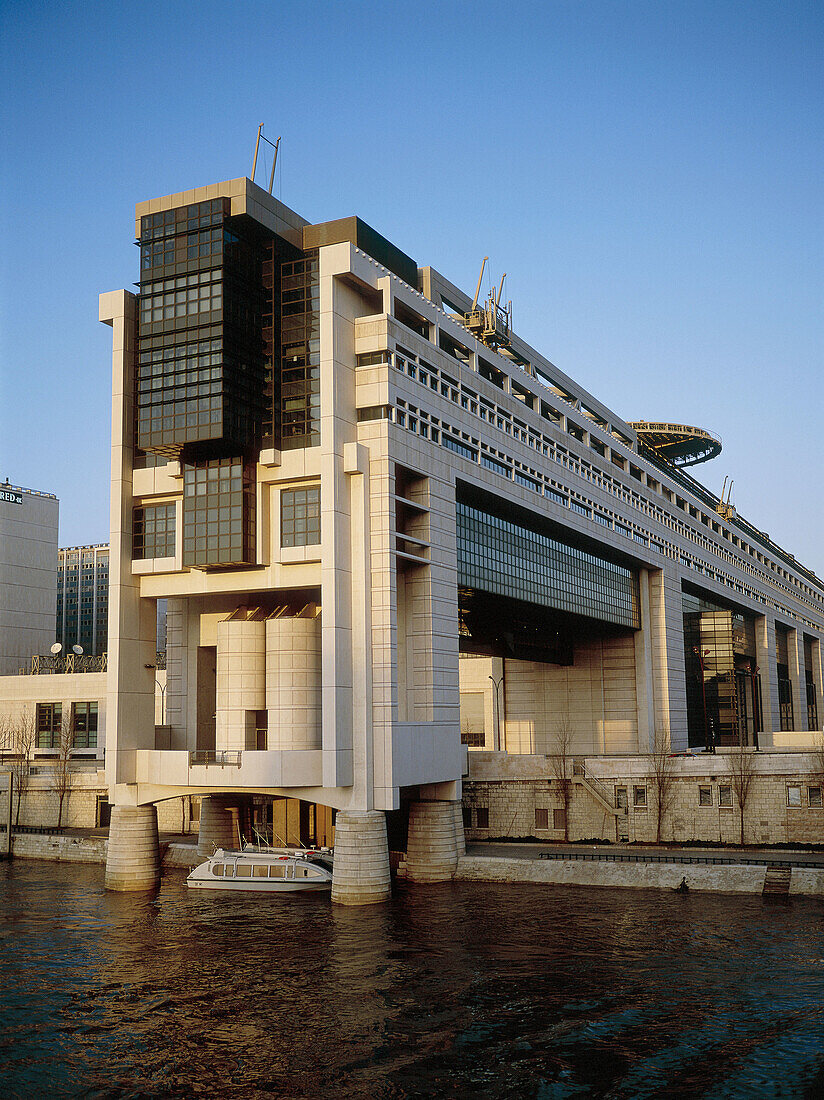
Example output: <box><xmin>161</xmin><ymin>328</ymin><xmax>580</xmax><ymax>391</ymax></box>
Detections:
<box><xmin>572</xmin><ymin>759</ymin><xmax>617</xmax><ymax>810</ymax></box>
<box><xmin>537</xmin><ymin>850</ymin><xmax>824</xmax><ymax>869</ymax></box>
<box><xmin>23</xmin><ymin>653</ymin><xmax>107</xmax><ymax>675</ymax></box>
<box><xmin>188</xmin><ymin>751</ymin><xmax>242</xmax><ymax>768</ymax></box>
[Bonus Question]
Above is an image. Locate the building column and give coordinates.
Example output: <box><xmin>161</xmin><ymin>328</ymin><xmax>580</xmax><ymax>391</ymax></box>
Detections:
<box><xmin>217</xmin><ymin>616</ymin><xmax>266</xmax><ymax>750</ymax></box>
<box><xmin>105</xmin><ymin>805</ymin><xmax>160</xmax><ymax>891</ymax></box>
<box><xmin>647</xmin><ymin>567</ymin><xmax>688</xmax><ymax>750</ymax></box>
<box><xmin>452</xmin><ymin>800</ymin><xmax>466</xmax><ymax>857</ymax></box>
<box><xmin>756</xmin><ymin>615</ymin><xmax>779</xmax><ymax>736</ymax></box>
<box><xmin>405</xmin><ymin>800</ymin><xmax>459</xmax><ymax>883</ymax></box>
<box><xmin>266</xmin><ymin>611</ymin><xmax>322</xmax><ymax>749</ymax></box>
<box><xmin>812</xmin><ymin>637</ymin><xmax>824</xmax><ymax>734</ymax></box>
<box><xmin>788</xmin><ymin>628</ymin><xmax>807</xmax><ymax>731</ymax></box>
<box><xmin>634</xmin><ymin>569</ymin><xmax>656</xmax><ymax>751</ymax></box>
<box><xmin>197</xmin><ymin>795</ymin><xmax>237</xmax><ymax>856</ymax></box>
<box><xmin>330</xmin><ymin>810</ymin><xmax>391</xmax><ymax>905</ymax></box>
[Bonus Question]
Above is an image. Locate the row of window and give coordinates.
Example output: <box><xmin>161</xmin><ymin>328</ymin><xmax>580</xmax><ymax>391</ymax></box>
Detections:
<box><xmin>387</xmin><ymin>341</ymin><xmax>824</xmax><ymax>621</ymax></box>
<box><xmin>132</xmin><ymin>486</ymin><xmax>323</xmax><ymax>561</ymax></box>
<box><xmin>34</xmin><ymin>702</ymin><xmax>98</xmax><ymax>749</ymax></box>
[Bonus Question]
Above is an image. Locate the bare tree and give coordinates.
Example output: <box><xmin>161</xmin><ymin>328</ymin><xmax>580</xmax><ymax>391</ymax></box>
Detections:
<box><xmin>7</xmin><ymin>709</ymin><xmax>36</xmax><ymax>826</ymax></box>
<box><xmin>52</xmin><ymin>712</ymin><xmax>74</xmax><ymax>830</ymax></box>
<box><xmin>725</xmin><ymin>743</ymin><xmax>757</xmax><ymax>846</ymax></box>
<box><xmin>549</xmin><ymin>711</ymin><xmax>574</xmax><ymax>842</ymax></box>
<box><xmin>650</xmin><ymin>727</ymin><xmax>677</xmax><ymax>844</ymax></box>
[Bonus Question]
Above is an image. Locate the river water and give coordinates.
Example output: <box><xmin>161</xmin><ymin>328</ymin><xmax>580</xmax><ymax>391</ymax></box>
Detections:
<box><xmin>1</xmin><ymin>861</ymin><xmax>823</xmax><ymax>1098</ymax></box>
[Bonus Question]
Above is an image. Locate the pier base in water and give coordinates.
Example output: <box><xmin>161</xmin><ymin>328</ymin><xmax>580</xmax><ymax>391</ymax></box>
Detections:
<box><xmin>406</xmin><ymin>800</ymin><xmax>460</xmax><ymax>883</ymax></box>
<box><xmin>330</xmin><ymin>810</ymin><xmax>391</xmax><ymax>905</ymax></box>
<box><xmin>104</xmin><ymin>805</ymin><xmax>161</xmax><ymax>891</ymax></box>
<box><xmin>197</xmin><ymin>796</ymin><xmax>238</xmax><ymax>856</ymax></box>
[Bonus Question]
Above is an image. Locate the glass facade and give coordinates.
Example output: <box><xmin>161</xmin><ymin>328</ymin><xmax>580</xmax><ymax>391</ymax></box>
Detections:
<box><xmin>57</xmin><ymin>546</ymin><xmax>109</xmax><ymax>657</ymax></box>
<box><xmin>456</xmin><ymin>500</ymin><xmax>639</xmax><ymax>630</ymax></box>
<box><xmin>182</xmin><ymin>458</ymin><xmax>255</xmax><ymax>567</ymax></box>
<box><xmin>280</xmin><ymin>253</ymin><xmax>320</xmax><ymax>449</ymax></box>
<box><xmin>136</xmin><ymin>199</ymin><xmax>270</xmax><ymax>458</ymax></box>
<box><xmin>281</xmin><ymin>487</ymin><xmax>321</xmax><ymax>547</ymax></box>
<box><xmin>683</xmin><ymin>591</ymin><xmax>761</xmax><ymax>748</ymax></box>
<box><xmin>133</xmin><ymin>503</ymin><xmax>176</xmax><ymax>560</ymax></box>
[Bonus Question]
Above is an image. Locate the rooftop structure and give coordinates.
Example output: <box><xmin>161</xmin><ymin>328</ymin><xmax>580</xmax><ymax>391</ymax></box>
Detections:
<box><xmin>99</xmin><ymin>176</ymin><xmax>824</xmax><ymax>897</ymax></box>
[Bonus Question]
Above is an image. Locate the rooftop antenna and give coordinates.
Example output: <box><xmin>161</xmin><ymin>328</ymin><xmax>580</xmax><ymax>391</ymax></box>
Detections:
<box><xmin>471</xmin><ymin>257</ymin><xmax>488</xmax><ymax>313</ymax></box>
<box><xmin>251</xmin><ymin>125</ymin><xmax>282</xmax><ymax>195</ymax></box>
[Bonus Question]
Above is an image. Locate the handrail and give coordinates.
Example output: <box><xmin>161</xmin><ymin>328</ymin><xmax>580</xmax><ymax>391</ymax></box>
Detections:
<box><xmin>188</xmin><ymin>750</ymin><xmax>242</xmax><ymax>768</ymax></box>
<box><xmin>537</xmin><ymin>850</ymin><xmax>824</xmax><ymax>869</ymax></box>
<box><xmin>572</xmin><ymin>759</ymin><xmax>617</xmax><ymax>811</ymax></box>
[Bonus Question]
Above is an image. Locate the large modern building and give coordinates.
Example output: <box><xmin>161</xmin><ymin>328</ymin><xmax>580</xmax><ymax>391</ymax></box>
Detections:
<box><xmin>99</xmin><ymin>176</ymin><xmax>824</xmax><ymax>897</ymax></box>
<box><xmin>0</xmin><ymin>482</ymin><xmax>59</xmax><ymax>675</ymax></box>
<box><xmin>57</xmin><ymin>544</ymin><xmax>110</xmax><ymax>657</ymax></box>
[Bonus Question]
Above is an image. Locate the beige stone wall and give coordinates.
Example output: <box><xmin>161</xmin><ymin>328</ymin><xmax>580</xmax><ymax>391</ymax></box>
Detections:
<box><xmin>463</xmin><ymin>751</ymin><xmax>824</xmax><ymax>846</ymax></box>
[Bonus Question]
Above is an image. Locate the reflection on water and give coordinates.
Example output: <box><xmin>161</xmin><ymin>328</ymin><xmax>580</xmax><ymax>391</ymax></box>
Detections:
<box><xmin>1</xmin><ymin>860</ymin><xmax>823</xmax><ymax>1097</ymax></box>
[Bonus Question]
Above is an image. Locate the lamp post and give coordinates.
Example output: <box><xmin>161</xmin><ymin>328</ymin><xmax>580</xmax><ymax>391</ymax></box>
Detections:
<box><xmin>155</xmin><ymin>679</ymin><xmax>167</xmax><ymax>726</ymax></box>
<box><xmin>489</xmin><ymin>673</ymin><xmax>504</xmax><ymax>752</ymax></box>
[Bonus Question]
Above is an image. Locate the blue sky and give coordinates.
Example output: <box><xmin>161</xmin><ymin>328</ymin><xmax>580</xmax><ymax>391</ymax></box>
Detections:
<box><xmin>1</xmin><ymin>0</ymin><xmax>822</xmax><ymax>572</ymax></box>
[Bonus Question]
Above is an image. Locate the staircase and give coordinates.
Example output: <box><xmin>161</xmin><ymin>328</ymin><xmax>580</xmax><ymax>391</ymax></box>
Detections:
<box><xmin>572</xmin><ymin>760</ymin><xmax>620</xmax><ymax>816</ymax></box>
<box><xmin>762</xmin><ymin>864</ymin><xmax>792</xmax><ymax>898</ymax></box>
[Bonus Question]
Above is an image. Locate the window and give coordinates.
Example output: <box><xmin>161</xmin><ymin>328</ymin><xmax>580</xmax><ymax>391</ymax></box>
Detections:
<box><xmin>475</xmin><ymin>807</ymin><xmax>489</xmax><ymax>829</ymax></box>
<box><xmin>36</xmin><ymin>703</ymin><xmax>62</xmax><ymax>749</ymax></box>
<box><xmin>281</xmin><ymin>486</ymin><xmax>321</xmax><ymax>547</ymax></box>
<box><xmin>535</xmin><ymin>808</ymin><xmax>549</xmax><ymax>830</ymax></box>
<box><xmin>699</xmin><ymin>786</ymin><xmax>713</xmax><ymax>807</ymax></box>
<box><xmin>72</xmin><ymin>702</ymin><xmax>98</xmax><ymax>749</ymax></box>
<box><xmin>719</xmin><ymin>785</ymin><xmax>732</xmax><ymax>808</ymax></box>
<box><xmin>633</xmin><ymin>786</ymin><xmax>647</xmax><ymax>808</ymax></box>
<box><xmin>133</xmin><ymin>503</ymin><xmax>176</xmax><ymax>559</ymax></box>
<box><xmin>808</xmin><ymin>786</ymin><xmax>822</xmax><ymax>808</ymax></box>
<box><xmin>615</xmin><ymin>786</ymin><xmax>628</xmax><ymax>809</ymax></box>
<box><xmin>787</xmin><ymin>785</ymin><xmax>802</xmax><ymax>807</ymax></box>
<box><xmin>553</xmin><ymin>808</ymin><xmax>566</xmax><ymax>830</ymax></box>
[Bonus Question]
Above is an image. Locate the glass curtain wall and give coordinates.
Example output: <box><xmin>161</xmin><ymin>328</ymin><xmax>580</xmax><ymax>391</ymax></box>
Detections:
<box><xmin>683</xmin><ymin>591</ymin><xmax>761</xmax><ymax>748</ymax></box>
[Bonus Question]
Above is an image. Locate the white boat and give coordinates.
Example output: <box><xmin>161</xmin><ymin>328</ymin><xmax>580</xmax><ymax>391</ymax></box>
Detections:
<box><xmin>187</xmin><ymin>847</ymin><xmax>333</xmax><ymax>892</ymax></box>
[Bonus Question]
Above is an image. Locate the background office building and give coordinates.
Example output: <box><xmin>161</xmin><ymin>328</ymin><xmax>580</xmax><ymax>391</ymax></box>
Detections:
<box><xmin>57</xmin><ymin>544</ymin><xmax>109</xmax><ymax>658</ymax></box>
<box><xmin>99</xmin><ymin>177</ymin><xmax>824</xmax><ymax>895</ymax></box>
<box><xmin>0</xmin><ymin>482</ymin><xmax>58</xmax><ymax>675</ymax></box>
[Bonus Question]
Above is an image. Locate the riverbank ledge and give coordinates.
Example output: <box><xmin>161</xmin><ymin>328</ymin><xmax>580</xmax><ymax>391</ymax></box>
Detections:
<box><xmin>454</xmin><ymin>854</ymin><xmax>824</xmax><ymax>896</ymax></box>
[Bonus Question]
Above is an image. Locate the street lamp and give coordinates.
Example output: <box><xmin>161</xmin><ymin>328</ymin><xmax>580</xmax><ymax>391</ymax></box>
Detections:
<box><xmin>489</xmin><ymin>673</ymin><xmax>504</xmax><ymax>752</ymax></box>
<box><xmin>155</xmin><ymin>679</ymin><xmax>167</xmax><ymax>726</ymax></box>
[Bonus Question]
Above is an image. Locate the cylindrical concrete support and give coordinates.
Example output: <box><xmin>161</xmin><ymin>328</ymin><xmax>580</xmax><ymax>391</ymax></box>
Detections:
<box><xmin>331</xmin><ymin>810</ymin><xmax>391</xmax><ymax>906</ymax></box>
<box><xmin>198</xmin><ymin>795</ymin><xmax>238</xmax><ymax>856</ymax></box>
<box><xmin>452</xmin><ymin>800</ymin><xmax>466</xmax><ymax>857</ymax></box>
<box><xmin>216</xmin><ymin>618</ymin><xmax>266</xmax><ymax>751</ymax></box>
<box><xmin>406</xmin><ymin>800</ymin><xmax>459</xmax><ymax>883</ymax></box>
<box><xmin>266</xmin><ymin>613</ymin><xmax>322</xmax><ymax>749</ymax></box>
<box><xmin>105</xmin><ymin>805</ymin><xmax>161</xmax><ymax>891</ymax></box>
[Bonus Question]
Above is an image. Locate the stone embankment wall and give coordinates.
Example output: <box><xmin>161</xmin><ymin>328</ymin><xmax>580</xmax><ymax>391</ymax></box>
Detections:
<box><xmin>463</xmin><ymin>751</ymin><xmax>824</xmax><ymax>847</ymax></box>
<box><xmin>7</xmin><ymin>834</ymin><xmax>200</xmax><ymax>868</ymax></box>
<box><xmin>455</xmin><ymin>855</ymin><xmax>824</xmax><ymax>896</ymax></box>
<box><xmin>6</xmin><ymin>772</ymin><xmax>195</xmax><ymax>833</ymax></box>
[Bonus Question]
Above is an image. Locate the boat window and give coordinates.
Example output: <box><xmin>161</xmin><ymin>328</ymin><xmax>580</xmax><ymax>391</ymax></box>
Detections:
<box><xmin>253</xmin><ymin>865</ymin><xmax>268</xmax><ymax>877</ymax></box>
<box><xmin>269</xmin><ymin>864</ymin><xmax>285</xmax><ymax>878</ymax></box>
<box><xmin>212</xmin><ymin>863</ymin><xmax>224</xmax><ymax>876</ymax></box>
<box><xmin>236</xmin><ymin>864</ymin><xmax>252</xmax><ymax>877</ymax></box>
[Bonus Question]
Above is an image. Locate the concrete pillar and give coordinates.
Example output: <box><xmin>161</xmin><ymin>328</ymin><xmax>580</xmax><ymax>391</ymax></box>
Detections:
<box><xmin>105</xmin><ymin>805</ymin><xmax>160</xmax><ymax>891</ymax></box>
<box><xmin>788</xmin><ymin>628</ymin><xmax>806</xmax><ymax>731</ymax></box>
<box><xmin>812</xmin><ymin>638</ymin><xmax>824</xmax><ymax>733</ymax></box>
<box><xmin>452</xmin><ymin>800</ymin><xmax>466</xmax><ymax>857</ymax></box>
<box><xmin>266</xmin><ymin>613</ymin><xmax>322</xmax><ymax>749</ymax></box>
<box><xmin>406</xmin><ymin>800</ymin><xmax>459</xmax><ymax>883</ymax></box>
<box><xmin>330</xmin><ymin>810</ymin><xmax>391</xmax><ymax>905</ymax></box>
<box><xmin>197</xmin><ymin>795</ymin><xmax>237</xmax><ymax>856</ymax></box>
<box><xmin>216</xmin><ymin>617</ymin><xmax>266</xmax><ymax>750</ymax></box>
<box><xmin>757</xmin><ymin>616</ymin><xmax>779</xmax><ymax>736</ymax></box>
<box><xmin>647</xmin><ymin>567</ymin><xmax>689</xmax><ymax>750</ymax></box>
